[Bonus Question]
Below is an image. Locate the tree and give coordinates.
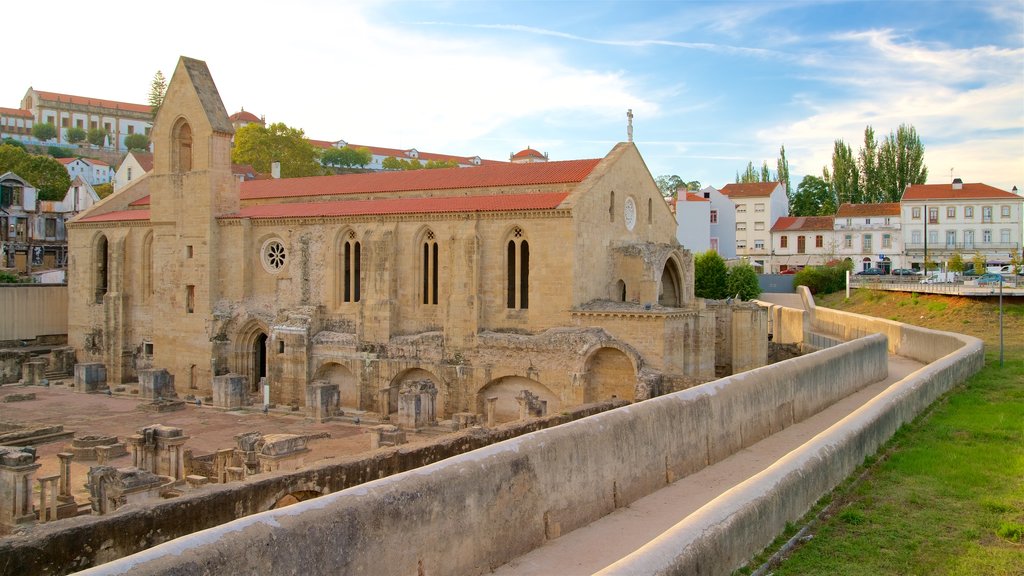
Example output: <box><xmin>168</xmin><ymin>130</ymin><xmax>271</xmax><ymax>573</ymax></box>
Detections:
<box><xmin>948</xmin><ymin>252</ymin><xmax>965</xmax><ymax>274</ymax></box>
<box><xmin>1010</xmin><ymin>251</ymin><xmax>1023</xmax><ymax>275</ymax></box>
<box><xmin>830</xmin><ymin>139</ymin><xmax>859</xmax><ymax>205</ymax></box>
<box><xmin>694</xmin><ymin>250</ymin><xmax>728</xmax><ymax>299</ymax></box>
<box><xmin>777</xmin><ymin>145</ymin><xmax>791</xmax><ymax>198</ymax></box>
<box><xmin>760</xmin><ymin>161</ymin><xmax>772</xmax><ymax>183</ymax></box>
<box><xmin>655</xmin><ymin>174</ymin><xmax>684</xmax><ymax>197</ymax></box>
<box><xmin>0</xmin><ymin>144</ymin><xmax>71</xmax><ymax>200</ymax></box>
<box><xmin>858</xmin><ymin>126</ymin><xmax>880</xmax><ymax>203</ymax></box>
<box><xmin>232</xmin><ymin>122</ymin><xmax>323</xmax><ymax>178</ymax></box>
<box><xmin>726</xmin><ymin>262</ymin><xmax>761</xmax><ymax>301</ymax></box>
<box><xmin>381</xmin><ymin>156</ymin><xmax>425</xmax><ymax>171</ymax></box>
<box><xmin>789</xmin><ymin>175</ymin><xmax>837</xmax><ymax>216</ymax></box>
<box><xmin>425</xmin><ymin>159</ymin><xmax>459</xmax><ymax>169</ymax></box>
<box><xmin>87</xmin><ymin>127</ymin><xmax>109</xmax><ymax>147</ymax></box>
<box><xmin>877</xmin><ymin>124</ymin><xmax>927</xmax><ymax>202</ymax></box>
<box><xmin>123</xmin><ymin>134</ymin><xmax>151</xmax><ymax>151</ymax></box>
<box><xmin>66</xmin><ymin>126</ymin><xmax>87</xmax><ymax>144</ymax></box>
<box><xmin>736</xmin><ymin>162</ymin><xmax>760</xmax><ymax>183</ymax></box>
<box><xmin>93</xmin><ymin>183</ymin><xmax>113</xmax><ymax>198</ymax></box>
<box><xmin>47</xmin><ymin>146</ymin><xmax>73</xmax><ymax>158</ymax></box>
<box><xmin>32</xmin><ymin>122</ymin><xmax>57</xmax><ymax>142</ymax></box>
<box><xmin>1</xmin><ymin>138</ymin><xmax>25</xmax><ymax>149</ymax></box>
<box><xmin>148</xmin><ymin>71</ymin><xmax>167</xmax><ymax>114</ymax></box>
<box><xmin>321</xmin><ymin>146</ymin><xmax>372</xmax><ymax>169</ymax></box>
<box><xmin>972</xmin><ymin>252</ymin><xmax>987</xmax><ymax>275</ymax></box>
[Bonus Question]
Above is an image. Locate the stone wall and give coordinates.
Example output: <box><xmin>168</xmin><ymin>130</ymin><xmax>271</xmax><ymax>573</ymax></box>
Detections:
<box><xmin>68</xmin><ymin>332</ymin><xmax>888</xmax><ymax>576</ymax></box>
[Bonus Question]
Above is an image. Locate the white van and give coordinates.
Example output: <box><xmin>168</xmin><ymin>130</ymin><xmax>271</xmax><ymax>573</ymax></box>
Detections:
<box><xmin>920</xmin><ymin>272</ymin><xmax>958</xmax><ymax>284</ymax></box>
<box><xmin>986</xmin><ymin>265</ymin><xmax>1020</xmax><ymax>275</ymax></box>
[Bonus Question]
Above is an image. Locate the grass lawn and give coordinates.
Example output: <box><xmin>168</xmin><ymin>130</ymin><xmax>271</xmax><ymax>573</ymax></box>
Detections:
<box><xmin>742</xmin><ymin>289</ymin><xmax>1024</xmax><ymax>576</ymax></box>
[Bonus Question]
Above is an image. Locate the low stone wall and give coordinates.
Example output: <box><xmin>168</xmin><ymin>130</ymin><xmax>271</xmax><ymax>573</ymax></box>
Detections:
<box><xmin>597</xmin><ymin>288</ymin><xmax>984</xmax><ymax>575</ymax></box>
<box><xmin>75</xmin><ymin>334</ymin><xmax>889</xmax><ymax>575</ymax></box>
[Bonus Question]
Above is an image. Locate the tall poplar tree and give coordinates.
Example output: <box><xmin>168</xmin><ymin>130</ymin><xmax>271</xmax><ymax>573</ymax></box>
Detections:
<box><xmin>830</xmin><ymin>139</ymin><xmax>859</xmax><ymax>205</ymax></box>
<box><xmin>858</xmin><ymin>126</ymin><xmax>880</xmax><ymax>203</ymax></box>
<box><xmin>877</xmin><ymin>123</ymin><xmax>928</xmax><ymax>202</ymax></box>
<box><xmin>777</xmin><ymin>145</ymin><xmax>791</xmax><ymax>196</ymax></box>
<box><xmin>148</xmin><ymin>71</ymin><xmax>167</xmax><ymax>114</ymax></box>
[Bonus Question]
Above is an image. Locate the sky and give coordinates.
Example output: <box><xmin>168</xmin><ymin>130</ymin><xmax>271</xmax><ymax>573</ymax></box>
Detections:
<box><xmin>3</xmin><ymin>0</ymin><xmax>1023</xmax><ymax>192</ymax></box>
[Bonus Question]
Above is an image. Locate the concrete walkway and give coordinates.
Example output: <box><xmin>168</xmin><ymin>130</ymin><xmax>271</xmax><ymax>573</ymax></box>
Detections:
<box><xmin>492</xmin><ymin>354</ymin><xmax>924</xmax><ymax>575</ymax></box>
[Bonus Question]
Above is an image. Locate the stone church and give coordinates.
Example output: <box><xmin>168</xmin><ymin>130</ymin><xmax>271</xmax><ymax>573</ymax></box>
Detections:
<box><xmin>67</xmin><ymin>57</ymin><xmax>762</xmax><ymax>423</ymax></box>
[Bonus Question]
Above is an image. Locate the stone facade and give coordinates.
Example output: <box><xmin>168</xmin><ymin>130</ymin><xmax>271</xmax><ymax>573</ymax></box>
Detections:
<box><xmin>67</xmin><ymin>57</ymin><xmax>763</xmax><ymax>426</ymax></box>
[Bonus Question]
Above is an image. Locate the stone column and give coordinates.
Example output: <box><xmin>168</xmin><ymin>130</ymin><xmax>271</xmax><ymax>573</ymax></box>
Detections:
<box><xmin>57</xmin><ymin>452</ymin><xmax>74</xmax><ymax>501</ymax></box>
<box><xmin>378</xmin><ymin>388</ymin><xmax>391</xmax><ymax>421</ymax></box>
<box><xmin>0</xmin><ymin>447</ymin><xmax>41</xmax><ymax>527</ymax></box>
<box><xmin>37</xmin><ymin>474</ymin><xmax>59</xmax><ymax>522</ymax></box>
<box><xmin>485</xmin><ymin>396</ymin><xmax>498</xmax><ymax>426</ymax></box>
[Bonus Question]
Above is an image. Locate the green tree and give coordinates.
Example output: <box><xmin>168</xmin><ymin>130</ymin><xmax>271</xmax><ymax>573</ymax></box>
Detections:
<box><xmin>149</xmin><ymin>70</ymin><xmax>167</xmax><ymax>114</ymax></box>
<box><xmin>736</xmin><ymin>162</ymin><xmax>760</xmax><ymax>183</ymax></box>
<box><xmin>0</xmin><ymin>144</ymin><xmax>71</xmax><ymax>200</ymax></box>
<box><xmin>972</xmin><ymin>252</ymin><xmax>987</xmax><ymax>275</ymax></box>
<box><xmin>31</xmin><ymin>122</ymin><xmax>57</xmax><ymax>142</ymax></box>
<box><xmin>321</xmin><ymin>146</ymin><xmax>372</xmax><ymax>169</ymax></box>
<box><xmin>66</xmin><ymin>126</ymin><xmax>87</xmax><ymax>144</ymax></box>
<box><xmin>1009</xmin><ymin>251</ymin><xmax>1023</xmax><ymax>275</ymax></box>
<box><xmin>232</xmin><ymin>122</ymin><xmax>323</xmax><ymax>178</ymax></box>
<box><xmin>858</xmin><ymin>126</ymin><xmax>880</xmax><ymax>203</ymax></box>
<box><xmin>830</xmin><ymin>139</ymin><xmax>859</xmax><ymax>205</ymax></box>
<box><xmin>923</xmin><ymin>255</ymin><xmax>937</xmax><ymax>273</ymax></box>
<box><xmin>381</xmin><ymin>156</ymin><xmax>425</xmax><ymax>171</ymax></box>
<box><xmin>760</xmin><ymin>161</ymin><xmax>772</xmax><ymax>183</ymax></box>
<box><xmin>1</xmin><ymin>138</ymin><xmax>25</xmax><ymax>149</ymax></box>
<box><xmin>47</xmin><ymin>146</ymin><xmax>73</xmax><ymax>158</ymax></box>
<box><xmin>794</xmin><ymin>261</ymin><xmax>849</xmax><ymax>295</ymax></box>
<box><xmin>123</xmin><ymin>133</ymin><xmax>150</xmax><ymax>151</ymax></box>
<box><xmin>777</xmin><ymin>145</ymin><xmax>791</xmax><ymax>198</ymax></box>
<box><xmin>694</xmin><ymin>250</ymin><xmax>729</xmax><ymax>299</ymax></box>
<box><xmin>425</xmin><ymin>159</ymin><xmax>459</xmax><ymax>169</ymax></box>
<box><xmin>87</xmin><ymin>127</ymin><xmax>108</xmax><ymax>147</ymax></box>
<box><xmin>789</xmin><ymin>175</ymin><xmax>837</xmax><ymax>216</ymax></box>
<box><xmin>726</xmin><ymin>262</ymin><xmax>761</xmax><ymax>300</ymax></box>
<box><xmin>655</xmin><ymin>175</ymin><xmax>684</xmax><ymax>197</ymax></box>
<box><xmin>948</xmin><ymin>252</ymin><xmax>965</xmax><ymax>274</ymax></box>
<box><xmin>877</xmin><ymin>124</ymin><xmax>927</xmax><ymax>202</ymax></box>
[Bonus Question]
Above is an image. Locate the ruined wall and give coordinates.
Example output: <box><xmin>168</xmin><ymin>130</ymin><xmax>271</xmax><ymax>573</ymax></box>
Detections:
<box><xmin>72</xmin><ymin>334</ymin><xmax>888</xmax><ymax>576</ymax></box>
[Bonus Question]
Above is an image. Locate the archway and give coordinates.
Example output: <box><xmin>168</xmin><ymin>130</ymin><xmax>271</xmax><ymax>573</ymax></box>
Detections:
<box><xmin>254</xmin><ymin>333</ymin><xmax>267</xmax><ymax>393</ymax></box>
<box><xmin>387</xmin><ymin>368</ymin><xmax>446</xmax><ymax>418</ymax></box>
<box><xmin>659</xmin><ymin>258</ymin><xmax>682</xmax><ymax>307</ymax></box>
<box><xmin>314</xmin><ymin>362</ymin><xmax>359</xmax><ymax>410</ymax></box>
<box><xmin>861</xmin><ymin>257</ymin><xmax>872</xmax><ymax>272</ymax></box>
<box><xmin>584</xmin><ymin>347</ymin><xmax>636</xmax><ymax>403</ymax></box>
<box><xmin>236</xmin><ymin>321</ymin><xmax>269</xmax><ymax>395</ymax></box>
<box><xmin>476</xmin><ymin>376</ymin><xmax>559</xmax><ymax>424</ymax></box>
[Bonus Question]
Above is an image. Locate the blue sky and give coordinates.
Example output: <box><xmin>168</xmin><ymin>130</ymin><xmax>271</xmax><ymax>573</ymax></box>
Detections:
<box><xmin>4</xmin><ymin>0</ymin><xmax>1022</xmax><ymax>191</ymax></box>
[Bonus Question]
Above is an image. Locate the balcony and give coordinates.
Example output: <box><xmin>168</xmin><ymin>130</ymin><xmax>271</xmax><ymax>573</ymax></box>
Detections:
<box><xmin>834</xmin><ymin>223</ymin><xmax>901</xmax><ymax>231</ymax></box>
<box><xmin>905</xmin><ymin>242</ymin><xmax>1019</xmax><ymax>253</ymax></box>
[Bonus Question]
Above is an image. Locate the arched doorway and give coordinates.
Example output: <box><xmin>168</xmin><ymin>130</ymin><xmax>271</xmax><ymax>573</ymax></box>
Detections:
<box><xmin>387</xmin><ymin>368</ymin><xmax>446</xmax><ymax>418</ymax></box>
<box><xmin>861</xmin><ymin>257</ymin><xmax>872</xmax><ymax>272</ymax></box>
<box><xmin>236</xmin><ymin>321</ymin><xmax>269</xmax><ymax>395</ymax></box>
<box><xmin>659</xmin><ymin>259</ymin><xmax>682</xmax><ymax>307</ymax></box>
<box><xmin>314</xmin><ymin>362</ymin><xmax>359</xmax><ymax>410</ymax></box>
<box><xmin>254</xmin><ymin>333</ymin><xmax>267</xmax><ymax>393</ymax></box>
<box><xmin>476</xmin><ymin>376</ymin><xmax>559</xmax><ymax>424</ymax></box>
<box><xmin>584</xmin><ymin>347</ymin><xmax>636</xmax><ymax>403</ymax></box>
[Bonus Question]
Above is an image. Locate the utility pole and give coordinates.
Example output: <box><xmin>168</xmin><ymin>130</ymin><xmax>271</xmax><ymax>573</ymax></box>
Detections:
<box><xmin>923</xmin><ymin>203</ymin><xmax>928</xmax><ymax>273</ymax></box>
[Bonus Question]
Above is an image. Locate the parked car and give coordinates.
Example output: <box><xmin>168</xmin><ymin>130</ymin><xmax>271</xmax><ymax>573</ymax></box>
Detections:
<box><xmin>920</xmin><ymin>272</ymin><xmax>958</xmax><ymax>284</ymax></box>
<box><xmin>976</xmin><ymin>273</ymin><xmax>1005</xmax><ymax>285</ymax></box>
<box><xmin>779</xmin><ymin>268</ymin><xmax>798</xmax><ymax>275</ymax></box>
<box><xmin>891</xmin><ymin>268</ymin><xmax>918</xmax><ymax>276</ymax></box>
<box><xmin>962</xmin><ymin>266</ymin><xmax>981</xmax><ymax>277</ymax></box>
<box><xmin>855</xmin><ymin>268</ymin><xmax>885</xmax><ymax>276</ymax></box>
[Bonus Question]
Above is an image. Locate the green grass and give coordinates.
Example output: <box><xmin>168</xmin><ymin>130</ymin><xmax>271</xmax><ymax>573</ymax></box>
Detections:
<box><xmin>763</xmin><ymin>358</ymin><xmax>1024</xmax><ymax>576</ymax></box>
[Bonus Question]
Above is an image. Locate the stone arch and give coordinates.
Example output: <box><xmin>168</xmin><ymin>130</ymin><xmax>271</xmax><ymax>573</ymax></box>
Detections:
<box><xmin>476</xmin><ymin>376</ymin><xmax>559</xmax><ymax>425</ymax></box>
<box><xmin>504</xmin><ymin>225</ymin><xmax>529</xmax><ymax>309</ymax></box>
<box><xmin>333</xmin><ymin>226</ymin><xmax>362</xmax><ymax>306</ymax></box>
<box><xmin>386</xmin><ymin>368</ymin><xmax>447</xmax><ymax>418</ymax></box>
<box><xmin>170</xmin><ymin>117</ymin><xmax>193</xmax><ymax>173</ymax></box>
<box><xmin>235</xmin><ymin>319</ymin><xmax>270</xmax><ymax>394</ymax></box>
<box><xmin>614</xmin><ymin>279</ymin><xmax>627</xmax><ymax>302</ymax></box>
<box><xmin>313</xmin><ymin>361</ymin><xmax>359</xmax><ymax>410</ymax></box>
<box><xmin>659</xmin><ymin>256</ymin><xmax>683</xmax><ymax>307</ymax></box>
<box><xmin>93</xmin><ymin>232</ymin><xmax>109</xmax><ymax>304</ymax></box>
<box><xmin>583</xmin><ymin>345</ymin><xmax>638</xmax><ymax>403</ymax></box>
<box><xmin>141</xmin><ymin>231</ymin><xmax>154</xmax><ymax>301</ymax></box>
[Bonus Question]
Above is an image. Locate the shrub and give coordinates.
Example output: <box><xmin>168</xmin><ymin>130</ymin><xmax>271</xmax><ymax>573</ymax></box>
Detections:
<box><xmin>794</xmin><ymin>261</ymin><xmax>850</xmax><ymax>295</ymax></box>
<box><xmin>694</xmin><ymin>250</ymin><xmax>728</xmax><ymax>299</ymax></box>
<box><xmin>726</xmin><ymin>261</ymin><xmax>761</xmax><ymax>300</ymax></box>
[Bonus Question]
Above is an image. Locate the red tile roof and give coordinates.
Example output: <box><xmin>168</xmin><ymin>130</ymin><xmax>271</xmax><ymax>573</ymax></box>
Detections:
<box><xmin>901</xmin><ymin>182</ymin><xmax>1021</xmax><ymax>201</ymax></box>
<box><xmin>835</xmin><ymin>202</ymin><xmax>901</xmax><ymax>217</ymax></box>
<box><xmin>77</xmin><ymin>209</ymin><xmax>150</xmax><ymax>223</ymax></box>
<box><xmin>229</xmin><ymin>110</ymin><xmax>262</xmax><ymax>123</ymax></box>
<box><xmin>56</xmin><ymin>158</ymin><xmax>78</xmax><ymax>165</ymax></box>
<box><xmin>85</xmin><ymin>158</ymin><xmax>109</xmax><ymax>167</ymax></box>
<box><xmin>308</xmin><ymin>139</ymin><xmax>504</xmax><ymax>166</ymax></box>
<box><xmin>0</xmin><ymin>107</ymin><xmax>33</xmax><ymax>118</ymax></box>
<box><xmin>221</xmin><ymin>192</ymin><xmax>569</xmax><ymax>220</ymax></box>
<box><xmin>512</xmin><ymin>147</ymin><xmax>546</xmax><ymax>160</ymax></box>
<box><xmin>720</xmin><ymin>182</ymin><xmax>780</xmax><ymax>198</ymax></box>
<box><xmin>130</xmin><ymin>152</ymin><xmax>154</xmax><ymax>172</ymax></box>
<box><xmin>240</xmin><ymin>158</ymin><xmax>602</xmax><ymax>201</ymax></box>
<box><xmin>683</xmin><ymin>192</ymin><xmax>709</xmax><ymax>202</ymax></box>
<box><xmin>33</xmin><ymin>90</ymin><xmax>150</xmax><ymax>115</ymax></box>
<box><xmin>771</xmin><ymin>216</ymin><xmax>834</xmax><ymax>232</ymax></box>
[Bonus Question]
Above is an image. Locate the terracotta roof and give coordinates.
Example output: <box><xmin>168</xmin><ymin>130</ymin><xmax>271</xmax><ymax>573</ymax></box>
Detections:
<box><xmin>129</xmin><ymin>196</ymin><xmax>150</xmax><ymax>206</ymax></box>
<box><xmin>771</xmin><ymin>216</ymin><xmax>834</xmax><ymax>232</ymax></box>
<box><xmin>0</xmin><ymin>107</ymin><xmax>32</xmax><ymax>118</ymax></box>
<box><xmin>32</xmin><ymin>90</ymin><xmax>150</xmax><ymax>115</ymax></box>
<box><xmin>720</xmin><ymin>182</ymin><xmax>780</xmax><ymax>198</ymax></box>
<box><xmin>683</xmin><ymin>192</ymin><xmax>709</xmax><ymax>202</ymax></box>
<box><xmin>77</xmin><ymin>209</ymin><xmax>150</xmax><ymax>223</ymax></box>
<box><xmin>130</xmin><ymin>152</ymin><xmax>154</xmax><ymax>172</ymax></box>
<box><xmin>512</xmin><ymin>147</ymin><xmax>546</xmax><ymax>160</ymax></box>
<box><xmin>901</xmin><ymin>182</ymin><xmax>1021</xmax><ymax>201</ymax></box>
<box><xmin>85</xmin><ymin>158</ymin><xmax>109</xmax><ymax>167</ymax></box>
<box><xmin>240</xmin><ymin>158</ymin><xmax>602</xmax><ymax>201</ymax></box>
<box><xmin>836</xmin><ymin>202</ymin><xmax>901</xmax><ymax>217</ymax></box>
<box><xmin>308</xmin><ymin>139</ymin><xmax>504</xmax><ymax>166</ymax></box>
<box><xmin>229</xmin><ymin>110</ymin><xmax>261</xmax><ymax>123</ymax></box>
<box><xmin>56</xmin><ymin>158</ymin><xmax>79</xmax><ymax>165</ymax></box>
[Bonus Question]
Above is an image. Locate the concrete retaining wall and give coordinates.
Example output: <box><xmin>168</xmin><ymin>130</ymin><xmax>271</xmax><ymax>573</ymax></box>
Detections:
<box><xmin>598</xmin><ymin>288</ymin><xmax>984</xmax><ymax>575</ymax></box>
<box><xmin>80</xmin><ymin>333</ymin><xmax>889</xmax><ymax>575</ymax></box>
<box><xmin>0</xmin><ymin>284</ymin><xmax>67</xmax><ymax>342</ymax></box>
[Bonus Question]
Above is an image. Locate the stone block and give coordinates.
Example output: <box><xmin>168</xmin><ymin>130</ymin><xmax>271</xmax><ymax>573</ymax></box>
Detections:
<box><xmin>22</xmin><ymin>359</ymin><xmax>47</xmax><ymax>386</ymax></box>
<box><xmin>2</xmin><ymin>392</ymin><xmax>36</xmax><ymax>403</ymax></box>
<box><xmin>139</xmin><ymin>369</ymin><xmax>177</xmax><ymax>401</ymax></box>
<box><xmin>73</xmin><ymin>363</ymin><xmax>107</xmax><ymax>393</ymax></box>
<box><xmin>306</xmin><ymin>381</ymin><xmax>340</xmax><ymax>423</ymax></box>
<box><xmin>212</xmin><ymin>374</ymin><xmax>247</xmax><ymax>409</ymax></box>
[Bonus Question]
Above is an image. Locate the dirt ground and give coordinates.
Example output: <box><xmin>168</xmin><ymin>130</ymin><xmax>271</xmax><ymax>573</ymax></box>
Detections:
<box><xmin>0</xmin><ymin>383</ymin><xmax>433</xmax><ymax>504</ymax></box>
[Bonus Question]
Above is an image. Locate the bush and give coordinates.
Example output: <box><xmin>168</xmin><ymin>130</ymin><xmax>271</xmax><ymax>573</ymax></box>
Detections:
<box><xmin>1</xmin><ymin>138</ymin><xmax>25</xmax><ymax>149</ymax></box>
<box><xmin>694</xmin><ymin>250</ymin><xmax>728</xmax><ymax>299</ymax></box>
<box><xmin>123</xmin><ymin>133</ymin><xmax>150</xmax><ymax>151</ymax></box>
<box><xmin>794</xmin><ymin>261</ymin><xmax>851</xmax><ymax>295</ymax></box>
<box><xmin>726</xmin><ymin>262</ymin><xmax>761</xmax><ymax>300</ymax></box>
<box><xmin>31</xmin><ymin>122</ymin><xmax>57</xmax><ymax>142</ymax></box>
<box><xmin>47</xmin><ymin>146</ymin><xmax>73</xmax><ymax>158</ymax></box>
<box><xmin>0</xmin><ymin>271</ymin><xmax>23</xmax><ymax>283</ymax></box>
<box><xmin>66</xmin><ymin>126</ymin><xmax>87</xmax><ymax>144</ymax></box>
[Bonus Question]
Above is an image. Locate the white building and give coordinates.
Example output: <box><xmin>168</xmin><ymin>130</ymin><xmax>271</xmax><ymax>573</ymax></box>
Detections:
<box><xmin>20</xmin><ymin>89</ymin><xmax>152</xmax><ymax>151</ymax></box>
<box><xmin>720</xmin><ymin>181</ymin><xmax>788</xmax><ymax>271</ymax></box>
<box><xmin>675</xmin><ymin>191</ymin><xmax>710</xmax><ymax>253</ymax></box>
<box><xmin>57</xmin><ymin>157</ymin><xmax>113</xmax><ymax>186</ymax></box>
<box><xmin>0</xmin><ymin>107</ymin><xmax>34</xmax><ymax>143</ymax></box>
<box><xmin>834</xmin><ymin>203</ymin><xmax>904</xmax><ymax>272</ymax></box>
<box><xmin>769</xmin><ymin>216</ymin><xmax>836</xmax><ymax>272</ymax></box>
<box><xmin>111</xmin><ymin>151</ymin><xmax>153</xmax><ymax>192</ymax></box>
<box><xmin>901</xmin><ymin>180</ymin><xmax>1023</xmax><ymax>269</ymax></box>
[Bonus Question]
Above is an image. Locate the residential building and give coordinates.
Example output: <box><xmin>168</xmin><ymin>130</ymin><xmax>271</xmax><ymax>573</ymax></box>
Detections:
<box><xmin>0</xmin><ymin>107</ymin><xmax>34</xmax><ymax>144</ymax></box>
<box><xmin>57</xmin><ymin>157</ymin><xmax>114</xmax><ymax>186</ymax></box>
<box><xmin>769</xmin><ymin>216</ymin><xmax>836</xmax><ymax>272</ymax></box>
<box><xmin>1</xmin><ymin>172</ymin><xmax>96</xmax><ymax>273</ymax></box>
<box><xmin>901</xmin><ymin>179</ymin><xmax>1023</xmax><ymax>269</ymax></box>
<box><xmin>19</xmin><ymin>88</ymin><xmax>152</xmax><ymax>151</ymax></box>
<box><xmin>675</xmin><ymin>191</ymin><xmax>710</xmax><ymax>253</ymax></box>
<box><xmin>719</xmin><ymin>181</ymin><xmax>788</xmax><ymax>270</ymax></box>
<box><xmin>834</xmin><ymin>202</ymin><xmax>903</xmax><ymax>272</ymax></box>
